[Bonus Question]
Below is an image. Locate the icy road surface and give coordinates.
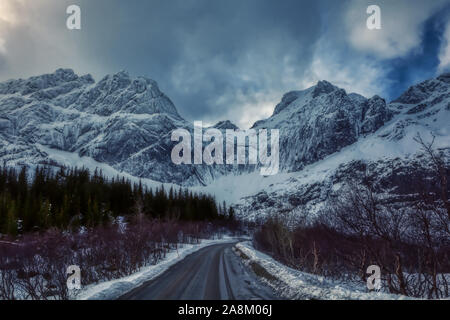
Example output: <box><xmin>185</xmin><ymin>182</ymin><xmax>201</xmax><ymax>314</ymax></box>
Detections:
<box><xmin>119</xmin><ymin>242</ymin><xmax>278</xmax><ymax>300</ymax></box>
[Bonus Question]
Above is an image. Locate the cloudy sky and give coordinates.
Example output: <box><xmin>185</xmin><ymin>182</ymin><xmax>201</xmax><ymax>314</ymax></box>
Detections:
<box><xmin>0</xmin><ymin>0</ymin><xmax>449</xmax><ymax>128</ymax></box>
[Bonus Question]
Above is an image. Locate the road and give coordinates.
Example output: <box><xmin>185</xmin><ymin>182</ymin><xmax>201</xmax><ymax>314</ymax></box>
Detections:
<box><xmin>119</xmin><ymin>242</ymin><xmax>278</xmax><ymax>300</ymax></box>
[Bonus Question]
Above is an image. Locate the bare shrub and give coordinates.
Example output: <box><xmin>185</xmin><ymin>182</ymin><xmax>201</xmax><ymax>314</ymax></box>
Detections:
<box><xmin>253</xmin><ymin>136</ymin><xmax>449</xmax><ymax>298</ymax></box>
<box><xmin>0</xmin><ymin>218</ymin><xmax>220</xmax><ymax>300</ymax></box>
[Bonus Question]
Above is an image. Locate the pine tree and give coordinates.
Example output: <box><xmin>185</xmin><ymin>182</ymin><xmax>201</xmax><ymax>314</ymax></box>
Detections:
<box><xmin>0</xmin><ymin>165</ymin><xmax>223</xmax><ymax>235</ymax></box>
<box><xmin>228</xmin><ymin>206</ymin><xmax>235</xmax><ymax>221</ymax></box>
<box><xmin>6</xmin><ymin>200</ymin><xmax>18</xmax><ymax>236</ymax></box>
<box><xmin>38</xmin><ymin>199</ymin><xmax>51</xmax><ymax>230</ymax></box>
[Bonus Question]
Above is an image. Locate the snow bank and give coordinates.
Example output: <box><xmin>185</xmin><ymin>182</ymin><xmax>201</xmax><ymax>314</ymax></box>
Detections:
<box><xmin>235</xmin><ymin>241</ymin><xmax>412</xmax><ymax>300</ymax></box>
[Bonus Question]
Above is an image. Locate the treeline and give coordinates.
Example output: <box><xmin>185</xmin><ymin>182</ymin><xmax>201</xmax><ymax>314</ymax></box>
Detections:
<box><xmin>0</xmin><ymin>166</ymin><xmax>233</xmax><ymax>235</ymax></box>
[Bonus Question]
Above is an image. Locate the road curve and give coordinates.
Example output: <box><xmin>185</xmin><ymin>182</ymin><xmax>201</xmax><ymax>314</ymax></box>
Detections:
<box><xmin>119</xmin><ymin>242</ymin><xmax>278</xmax><ymax>300</ymax></box>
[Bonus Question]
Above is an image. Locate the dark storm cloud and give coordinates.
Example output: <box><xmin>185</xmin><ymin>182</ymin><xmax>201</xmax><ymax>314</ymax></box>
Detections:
<box><xmin>76</xmin><ymin>0</ymin><xmax>323</xmax><ymax>126</ymax></box>
<box><xmin>1</xmin><ymin>0</ymin><xmax>449</xmax><ymax>127</ymax></box>
<box><xmin>382</xmin><ymin>6</ymin><xmax>450</xmax><ymax>101</ymax></box>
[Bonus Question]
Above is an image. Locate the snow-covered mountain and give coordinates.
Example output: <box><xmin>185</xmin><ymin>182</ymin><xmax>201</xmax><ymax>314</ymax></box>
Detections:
<box><xmin>232</xmin><ymin>74</ymin><xmax>450</xmax><ymax>220</ymax></box>
<box><xmin>251</xmin><ymin>80</ymin><xmax>393</xmax><ymax>172</ymax></box>
<box><xmin>0</xmin><ymin>69</ymin><xmax>209</xmax><ymax>185</ymax></box>
<box><xmin>0</xmin><ymin>69</ymin><xmax>449</xmax><ymax>220</ymax></box>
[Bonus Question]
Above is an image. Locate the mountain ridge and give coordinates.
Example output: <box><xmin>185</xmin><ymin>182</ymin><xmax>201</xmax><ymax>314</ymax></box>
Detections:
<box><xmin>1</xmin><ymin>69</ymin><xmax>449</xmax><ymax>219</ymax></box>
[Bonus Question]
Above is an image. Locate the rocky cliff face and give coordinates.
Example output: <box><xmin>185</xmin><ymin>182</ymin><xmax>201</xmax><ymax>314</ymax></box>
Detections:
<box><xmin>252</xmin><ymin>80</ymin><xmax>393</xmax><ymax>172</ymax></box>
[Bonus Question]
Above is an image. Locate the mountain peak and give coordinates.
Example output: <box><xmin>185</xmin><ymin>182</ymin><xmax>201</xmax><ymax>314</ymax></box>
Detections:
<box><xmin>272</xmin><ymin>91</ymin><xmax>304</xmax><ymax>115</ymax></box>
<box><xmin>97</xmin><ymin>71</ymin><xmax>131</xmax><ymax>91</ymax></box>
<box><xmin>0</xmin><ymin>69</ymin><xmax>181</xmax><ymax>118</ymax></box>
<box><xmin>272</xmin><ymin>80</ymin><xmax>343</xmax><ymax>116</ymax></box>
<box><xmin>312</xmin><ymin>80</ymin><xmax>340</xmax><ymax>98</ymax></box>
<box><xmin>213</xmin><ymin>120</ymin><xmax>239</xmax><ymax>130</ymax></box>
<box><xmin>437</xmin><ymin>72</ymin><xmax>450</xmax><ymax>84</ymax></box>
<box><xmin>0</xmin><ymin>68</ymin><xmax>93</xmax><ymax>95</ymax></box>
<box><xmin>97</xmin><ymin>71</ymin><xmax>164</xmax><ymax>97</ymax></box>
<box><xmin>53</xmin><ymin>68</ymin><xmax>77</xmax><ymax>79</ymax></box>
<box><xmin>392</xmin><ymin>73</ymin><xmax>450</xmax><ymax>104</ymax></box>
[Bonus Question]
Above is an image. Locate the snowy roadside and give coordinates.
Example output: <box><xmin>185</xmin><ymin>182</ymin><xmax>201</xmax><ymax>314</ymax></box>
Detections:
<box><xmin>235</xmin><ymin>241</ymin><xmax>412</xmax><ymax>300</ymax></box>
<box><xmin>74</xmin><ymin>236</ymin><xmax>238</xmax><ymax>300</ymax></box>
